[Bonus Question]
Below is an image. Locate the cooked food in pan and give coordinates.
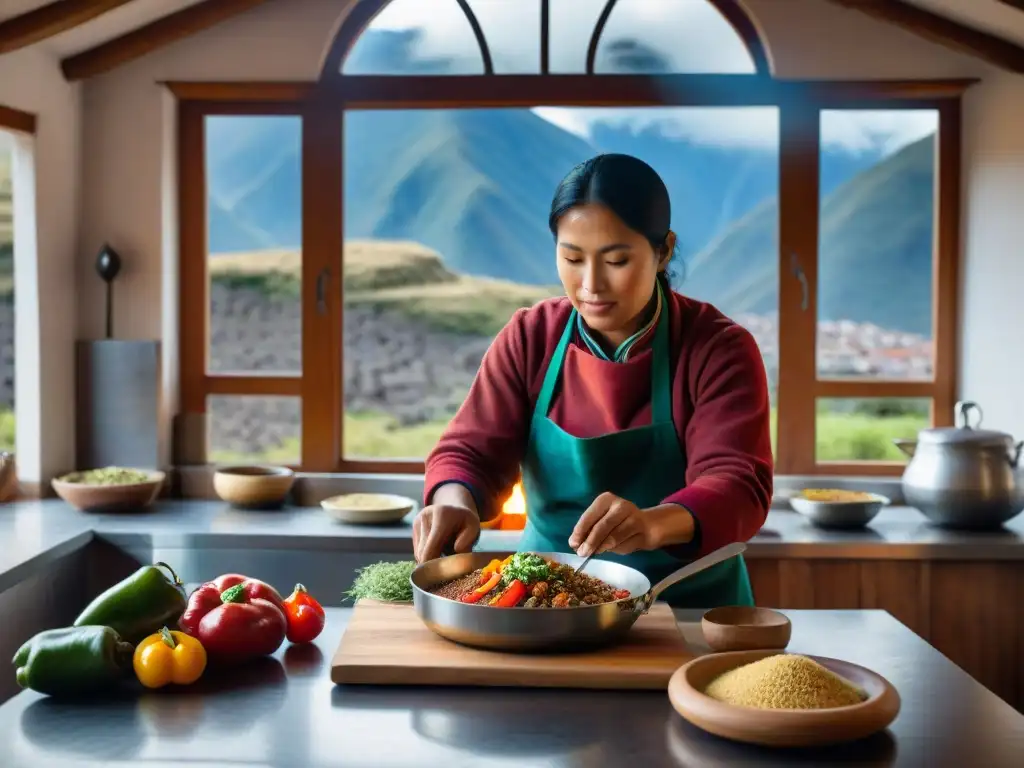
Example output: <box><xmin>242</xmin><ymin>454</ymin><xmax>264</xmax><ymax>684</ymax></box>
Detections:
<box><xmin>428</xmin><ymin>552</ymin><xmax>630</xmax><ymax>608</ymax></box>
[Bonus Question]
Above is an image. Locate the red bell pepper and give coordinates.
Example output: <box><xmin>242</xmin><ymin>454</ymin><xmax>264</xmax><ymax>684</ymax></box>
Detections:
<box><xmin>179</xmin><ymin>574</ymin><xmax>287</xmax><ymax>662</ymax></box>
<box><xmin>492</xmin><ymin>579</ymin><xmax>527</xmax><ymax>608</ymax></box>
<box><xmin>282</xmin><ymin>583</ymin><xmax>326</xmax><ymax>644</ymax></box>
<box><xmin>461</xmin><ymin>571</ymin><xmax>501</xmax><ymax>603</ymax></box>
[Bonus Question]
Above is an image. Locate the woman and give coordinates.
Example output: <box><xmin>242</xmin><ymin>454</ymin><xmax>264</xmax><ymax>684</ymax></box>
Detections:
<box><xmin>412</xmin><ymin>153</ymin><xmax>773</xmax><ymax>607</ymax></box>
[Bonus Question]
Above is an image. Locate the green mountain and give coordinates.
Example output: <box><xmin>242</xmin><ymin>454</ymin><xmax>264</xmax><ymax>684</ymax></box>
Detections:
<box><xmin>684</xmin><ymin>135</ymin><xmax>935</xmax><ymax>336</ymax></box>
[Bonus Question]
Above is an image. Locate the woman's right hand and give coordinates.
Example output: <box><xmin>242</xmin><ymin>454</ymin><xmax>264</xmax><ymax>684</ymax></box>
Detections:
<box><xmin>412</xmin><ymin>504</ymin><xmax>481</xmax><ymax>563</ymax></box>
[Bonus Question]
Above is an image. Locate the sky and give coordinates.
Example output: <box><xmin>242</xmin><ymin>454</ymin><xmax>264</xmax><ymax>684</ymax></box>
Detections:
<box><xmin>363</xmin><ymin>0</ymin><xmax>939</xmax><ymax>155</ymax></box>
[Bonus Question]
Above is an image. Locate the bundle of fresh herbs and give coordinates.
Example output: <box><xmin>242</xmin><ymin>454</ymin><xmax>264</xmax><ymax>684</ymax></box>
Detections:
<box><xmin>345</xmin><ymin>561</ymin><xmax>417</xmax><ymax>603</ymax></box>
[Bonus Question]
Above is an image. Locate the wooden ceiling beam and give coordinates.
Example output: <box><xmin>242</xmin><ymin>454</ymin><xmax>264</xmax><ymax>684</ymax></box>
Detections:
<box><xmin>0</xmin><ymin>0</ymin><xmax>134</xmax><ymax>55</ymax></box>
<box><xmin>825</xmin><ymin>0</ymin><xmax>1024</xmax><ymax>73</ymax></box>
<box><xmin>60</xmin><ymin>0</ymin><xmax>270</xmax><ymax>81</ymax></box>
<box><xmin>0</xmin><ymin>104</ymin><xmax>37</xmax><ymax>135</ymax></box>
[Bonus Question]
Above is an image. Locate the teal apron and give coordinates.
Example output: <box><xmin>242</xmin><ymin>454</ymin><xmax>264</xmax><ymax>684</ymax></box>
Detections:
<box><xmin>517</xmin><ymin>303</ymin><xmax>753</xmax><ymax>608</ymax></box>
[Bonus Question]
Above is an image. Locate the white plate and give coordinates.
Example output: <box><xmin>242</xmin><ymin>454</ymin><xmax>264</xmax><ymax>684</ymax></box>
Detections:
<box><xmin>321</xmin><ymin>492</ymin><xmax>417</xmax><ymax>524</ymax></box>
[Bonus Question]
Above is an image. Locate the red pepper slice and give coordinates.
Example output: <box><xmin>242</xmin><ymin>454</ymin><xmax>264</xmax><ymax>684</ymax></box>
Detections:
<box><xmin>492</xmin><ymin>579</ymin><xmax>527</xmax><ymax>608</ymax></box>
<box><xmin>461</xmin><ymin>571</ymin><xmax>501</xmax><ymax>603</ymax></box>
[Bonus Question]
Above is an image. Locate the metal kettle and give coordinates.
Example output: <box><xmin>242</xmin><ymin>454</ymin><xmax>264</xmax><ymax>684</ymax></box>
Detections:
<box><xmin>893</xmin><ymin>401</ymin><xmax>1024</xmax><ymax>529</ymax></box>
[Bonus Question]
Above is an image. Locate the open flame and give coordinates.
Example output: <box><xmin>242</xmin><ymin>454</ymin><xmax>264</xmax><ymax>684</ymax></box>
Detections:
<box><xmin>503</xmin><ymin>482</ymin><xmax>526</xmax><ymax>516</ymax></box>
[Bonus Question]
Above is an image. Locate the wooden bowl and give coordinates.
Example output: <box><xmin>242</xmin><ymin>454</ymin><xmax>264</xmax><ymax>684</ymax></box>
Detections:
<box><xmin>0</xmin><ymin>452</ymin><xmax>16</xmax><ymax>502</ymax></box>
<box><xmin>52</xmin><ymin>469</ymin><xmax>165</xmax><ymax>513</ymax></box>
<box><xmin>213</xmin><ymin>465</ymin><xmax>294</xmax><ymax>509</ymax></box>
<box><xmin>668</xmin><ymin>650</ymin><xmax>901</xmax><ymax>748</ymax></box>
<box><xmin>702</xmin><ymin>606</ymin><xmax>792</xmax><ymax>652</ymax></box>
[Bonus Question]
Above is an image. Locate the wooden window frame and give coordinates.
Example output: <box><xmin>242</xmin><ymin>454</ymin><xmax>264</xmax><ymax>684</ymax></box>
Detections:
<box><xmin>174</xmin><ymin>0</ymin><xmax>969</xmax><ymax>477</ymax></box>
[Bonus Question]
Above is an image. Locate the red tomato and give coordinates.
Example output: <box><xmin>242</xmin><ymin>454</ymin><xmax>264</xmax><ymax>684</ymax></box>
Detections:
<box><xmin>282</xmin><ymin>583</ymin><xmax>326</xmax><ymax>644</ymax></box>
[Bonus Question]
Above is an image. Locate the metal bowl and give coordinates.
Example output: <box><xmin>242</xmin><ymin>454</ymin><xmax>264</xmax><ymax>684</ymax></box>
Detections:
<box><xmin>411</xmin><ymin>551</ymin><xmax>650</xmax><ymax>653</ymax></box>
<box><xmin>789</xmin><ymin>492</ymin><xmax>889</xmax><ymax>530</ymax></box>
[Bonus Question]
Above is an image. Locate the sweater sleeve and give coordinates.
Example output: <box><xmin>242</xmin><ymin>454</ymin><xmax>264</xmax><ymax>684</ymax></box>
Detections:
<box><xmin>662</xmin><ymin>325</ymin><xmax>774</xmax><ymax>557</ymax></box>
<box><xmin>423</xmin><ymin>309</ymin><xmax>532</xmax><ymax>520</ymax></box>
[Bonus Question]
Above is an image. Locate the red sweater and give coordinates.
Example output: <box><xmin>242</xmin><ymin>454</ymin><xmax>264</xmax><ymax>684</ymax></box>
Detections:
<box><xmin>423</xmin><ymin>292</ymin><xmax>774</xmax><ymax>558</ymax></box>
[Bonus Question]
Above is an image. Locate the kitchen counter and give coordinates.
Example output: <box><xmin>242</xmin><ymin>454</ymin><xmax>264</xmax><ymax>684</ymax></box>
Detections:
<box><xmin>1</xmin><ymin>607</ymin><xmax>1022</xmax><ymax>767</ymax></box>
<box><xmin>3</xmin><ymin>498</ymin><xmax>1024</xmax><ymax>593</ymax></box>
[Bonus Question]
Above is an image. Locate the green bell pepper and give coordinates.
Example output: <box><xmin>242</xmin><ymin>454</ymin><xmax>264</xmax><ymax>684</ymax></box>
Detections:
<box><xmin>73</xmin><ymin>561</ymin><xmax>188</xmax><ymax>644</ymax></box>
<box><xmin>13</xmin><ymin>626</ymin><xmax>134</xmax><ymax>697</ymax></box>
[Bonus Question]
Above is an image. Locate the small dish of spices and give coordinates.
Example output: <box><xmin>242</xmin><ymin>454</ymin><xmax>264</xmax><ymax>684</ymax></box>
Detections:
<box><xmin>668</xmin><ymin>649</ymin><xmax>901</xmax><ymax>748</ymax></box>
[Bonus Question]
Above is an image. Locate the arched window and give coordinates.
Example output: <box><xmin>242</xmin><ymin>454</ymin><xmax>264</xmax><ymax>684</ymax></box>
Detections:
<box><xmin>176</xmin><ymin>0</ymin><xmax>965</xmax><ymax>479</ymax></box>
<box><xmin>328</xmin><ymin>0</ymin><xmax>770</xmax><ymax>77</ymax></box>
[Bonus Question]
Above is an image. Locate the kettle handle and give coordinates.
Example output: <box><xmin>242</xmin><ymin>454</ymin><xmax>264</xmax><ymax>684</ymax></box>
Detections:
<box><xmin>1012</xmin><ymin>441</ymin><xmax>1023</xmax><ymax>470</ymax></box>
<box><xmin>955</xmin><ymin>401</ymin><xmax>983</xmax><ymax>430</ymax></box>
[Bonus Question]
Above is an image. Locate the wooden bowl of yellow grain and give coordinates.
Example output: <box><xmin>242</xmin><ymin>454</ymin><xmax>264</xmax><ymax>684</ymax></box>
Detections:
<box><xmin>213</xmin><ymin>465</ymin><xmax>294</xmax><ymax>509</ymax></box>
<box><xmin>668</xmin><ymin>650</ymin><xmax>901</xmax><ymax>748</ymax></box>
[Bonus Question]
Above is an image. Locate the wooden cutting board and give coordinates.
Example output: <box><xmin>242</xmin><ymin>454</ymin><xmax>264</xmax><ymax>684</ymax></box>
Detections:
<box><xmin>331</xmin><ymin>600</ymin><xmax>695</xmax><ymax>690</ymax></box>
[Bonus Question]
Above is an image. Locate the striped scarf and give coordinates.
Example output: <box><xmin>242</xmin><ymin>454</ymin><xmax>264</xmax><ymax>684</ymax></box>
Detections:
<box><xmin>576</xmin><ymin>280</ymin><xmax>663</xmax><ymax>363</ymax></box>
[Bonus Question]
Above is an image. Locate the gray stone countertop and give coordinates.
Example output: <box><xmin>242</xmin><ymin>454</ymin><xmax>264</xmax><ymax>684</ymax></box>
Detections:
<box><xmin>1</xmin><ymin>498</ymin><xmax>1024</xmax><ymax>593</ymax></box>
<box><xmin>1</xmin><ymin>607</ymin><xmax>1022</xmax><ymax>767</ymax></box>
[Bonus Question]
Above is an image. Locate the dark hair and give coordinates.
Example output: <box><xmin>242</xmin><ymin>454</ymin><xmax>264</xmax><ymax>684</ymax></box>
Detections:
<box><xmin>548</xmin><ymin>153</ymin><xmax>680</xmax><ymax>289</ymax></box>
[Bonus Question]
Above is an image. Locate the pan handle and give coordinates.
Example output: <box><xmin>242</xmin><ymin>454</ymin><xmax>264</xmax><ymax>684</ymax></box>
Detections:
<box><xmin>635</xmin><ymin>541</ymin><xmax>748</xmax><ymax>614</ymax></box>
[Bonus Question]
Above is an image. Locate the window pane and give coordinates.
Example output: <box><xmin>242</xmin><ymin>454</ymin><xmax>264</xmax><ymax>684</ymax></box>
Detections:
<box><xmin>0</xmin><ymin>134</ymin><xmax>13</xmax><ymax>453</ymax></box>
<box><xmin>207</xmin><ymin>395</ymin><xmax>300</xmax><ymax>465</ymax></box>
<box><xmin>469</xmin><ymin>0</ymin><xmax>541</xmax><ymax>73</ymax></box>
<box><xmin>589</xmin><ymin>0</ymin><xmax>756</xmax><ymax>74</ymax></box>
<box><xmin>343</xmin><ymin>0</ymin><xmax>489</xmax><ymax>75</ymax></box>
<box><xmin>205</xmin><ymin>116</ymin><xmax>301</xmax><ymax>375</ymax></box>
<box><xmin>342</xmin><ymin>106</ymin><xmax>779</xmax><ymax>460</ymax></box>
<box><xmin>818</xmin><ymin>110</ymin><xmax>938</xmax><ymax>380</ymax></box>
<box><xmin>816</xmin><ymin>397</ymin><xmax>930</xmax><ymax>463</ymax></box>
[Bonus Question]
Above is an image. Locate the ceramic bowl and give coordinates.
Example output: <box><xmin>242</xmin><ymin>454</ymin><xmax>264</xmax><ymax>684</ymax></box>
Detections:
<box><xmin>52</xmin><ymin>468</ymin><xmax>165</xmax><ymax>512</ymax></box>
<box><xmin>790</xmin><ymin>490</ymin><xmax>890</xmax><ymax>529</ymax></box>
<box><xmin>321</xmin><ymin>492</ymin><xmax>416</xmax><ymax>524</ymax></box>
<box><xmin>213</xmin><ymin>465</ymin><xmax>295</xmax><ymax>509</ymax></box>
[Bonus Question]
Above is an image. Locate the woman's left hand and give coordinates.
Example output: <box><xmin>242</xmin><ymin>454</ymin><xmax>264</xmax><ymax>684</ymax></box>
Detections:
<box><xmin>569</xmin><ymin>492</ymin><xmax>655</xmax><ymax>558</ymax></box>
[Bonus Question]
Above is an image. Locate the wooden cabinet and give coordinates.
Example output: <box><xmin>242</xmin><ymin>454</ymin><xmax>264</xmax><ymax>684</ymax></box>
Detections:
<box><xmin>748</xmin><ymin>558</ymin><xmax>1024</xmax><ymax>711</ymax></box>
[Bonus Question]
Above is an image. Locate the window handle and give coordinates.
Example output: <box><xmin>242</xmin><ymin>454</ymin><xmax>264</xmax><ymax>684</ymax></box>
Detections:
<box><xmin>789</xmin><ymin>252</ymin><xmax>809</xmax><ymax>313</ymax></box>
<box><xmin>315</xmin><ymin>268</ymin><xmax>330</xmax><ymax>316</ymax></box>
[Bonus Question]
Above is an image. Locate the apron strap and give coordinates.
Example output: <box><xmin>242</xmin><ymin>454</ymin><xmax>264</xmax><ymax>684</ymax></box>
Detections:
<box><xmin>534</xmin><ymin>309</ymin><xmax>577</xmax><ymax>418</ymax></box>
<box><xmin>650</xmin><ymin>285</ymin><xmax>673</xmax><ymax>424</ymax></box>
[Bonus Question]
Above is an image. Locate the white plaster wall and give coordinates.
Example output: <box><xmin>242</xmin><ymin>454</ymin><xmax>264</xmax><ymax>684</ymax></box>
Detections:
<box><xmin>959</xmin><ymin>72</ymin><xmax>1024</xmax><ymax>437</ymax></box>
<box><xmin>0</xmin><ymin>46</ymin><xmax>81</xmax><ymax>482</ymax></box>
<box><xmin>71</xmin><ymin>0</ymin><xmax>1024</xmax><ymax>466</ymax></box>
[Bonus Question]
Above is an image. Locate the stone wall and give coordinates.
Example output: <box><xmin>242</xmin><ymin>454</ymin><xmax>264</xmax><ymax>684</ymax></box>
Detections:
<box><xmin>0</xmin><ymin>284</ymin><xmax>495</xmax><ymax>458</ymax></box>
<box><xmin>206</xmin><ymin>283</ymin><xmax>492</xmax><ymax>456</ymax></box>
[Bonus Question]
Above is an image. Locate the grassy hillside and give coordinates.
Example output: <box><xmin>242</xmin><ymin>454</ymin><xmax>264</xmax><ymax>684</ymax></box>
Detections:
<box><xmin>209</xmin><ymin>240</ymin><xmax>561</xmax><ymax>335</ymax></box>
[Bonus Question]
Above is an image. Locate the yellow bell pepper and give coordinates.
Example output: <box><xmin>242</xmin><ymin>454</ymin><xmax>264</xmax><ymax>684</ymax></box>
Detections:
<box><xmin>480</xmin><ymin>558</ymin><xmax>503</xmax><ymax>577</ymax></box>
<box><xmin>133</xmin><ymin>627</ymin><xmax>207</xmax><ymax>689</ymax></box>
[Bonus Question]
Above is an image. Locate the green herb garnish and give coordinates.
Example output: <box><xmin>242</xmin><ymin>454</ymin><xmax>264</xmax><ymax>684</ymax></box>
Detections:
<box><xmin>501</xmin><ymin>552</ymin><xmax>550</xmax><ymax>585</ymax></box>
<box><xmin>345</xmin><ymin>561</ymin><xmax>416</xmax><ymax>603</ymax></box>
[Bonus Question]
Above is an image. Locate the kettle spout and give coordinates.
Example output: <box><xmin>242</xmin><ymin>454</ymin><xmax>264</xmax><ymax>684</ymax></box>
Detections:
<box><xmin>893</xmin><ymin>439</ymin><xmax>917</xmax><ymax>458</ymax></box>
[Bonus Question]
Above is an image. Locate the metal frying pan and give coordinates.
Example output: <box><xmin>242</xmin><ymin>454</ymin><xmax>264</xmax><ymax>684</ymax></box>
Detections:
<box><xmin>409</xmin><ymin>541</ymin><xmax>747</xmax><ymax>652</ymax></box>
